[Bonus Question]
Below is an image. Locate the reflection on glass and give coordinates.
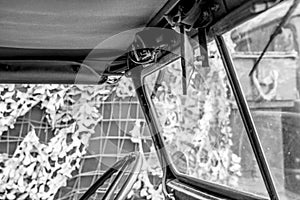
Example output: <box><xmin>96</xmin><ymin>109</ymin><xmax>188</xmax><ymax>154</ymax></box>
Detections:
<box><xmin>144</xmin><ymin>49</ymin><xmax>268</xmax><ymax>197</ymax></box>
<box><xmin>224</xmin><ymin>0</ymin><xmax>300</xmax><ymax>199</ymax></box>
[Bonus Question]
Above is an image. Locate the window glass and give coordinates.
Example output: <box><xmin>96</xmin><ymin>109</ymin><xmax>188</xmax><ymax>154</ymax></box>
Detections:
<box><xmin>232</xmin><ymin>25</ymin><xmax>296</xmax><ymax>52</ymax></box>
<box><xmin>224</xmin><ymin>0</ymin><xmax>300</xmax><ymax>199</ymax></box>
<box><xmin>144</xmin><ymin>42</ymin><xmax>268</xmax><ymax>197</ymax></box>
<box><xmin>231</xmin><ymin>0</ymin><xmax>297</xmax><ymax>54</ymax></box>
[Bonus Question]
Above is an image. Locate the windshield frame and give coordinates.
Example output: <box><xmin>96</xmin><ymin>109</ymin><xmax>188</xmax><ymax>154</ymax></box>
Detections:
<box><xmin>215</xmin><ymin>35</ymin><xmax>279</xmax><ymax>200</ymax></box>
<box><xmin>130</xmin><ymin>48</ymin><xmax>273</xmax><ymax>200</ymax></box>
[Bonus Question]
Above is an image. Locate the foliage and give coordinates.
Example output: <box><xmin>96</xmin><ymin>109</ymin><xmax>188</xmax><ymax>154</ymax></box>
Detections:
<box><xmin>150</xmin><ymin>42</ymin><xmax>241</xmax><ymax>187</ymax></box>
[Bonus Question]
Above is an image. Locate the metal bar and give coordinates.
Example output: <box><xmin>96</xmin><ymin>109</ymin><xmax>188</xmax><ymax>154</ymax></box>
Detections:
<box><xmin>79</xmin><ymin>155</ymin><xmax>133</xmax><ymax>200</ymax></box>
<box><xmin>130</xmin><ymin>66</ymin><xmax>176</xmax><ymax>177</ymax></box>
<box><xmin>146</xmin><ymin>0</ymin><xmax>180</xmax><ymax>27</ymax></box>
<box><xmin>180</xmin><ymin>25</ymin><xmax>187</xmax><ymax>95</ymax></box>
<box><xmin>89</xmin><ymin>136</ymin><xmax>151</xmax><ymax>140</ymax></box>
<box><xmin>100</xmin><ymin>119</ymin><xmax>145</xmax><ymax>122</ymax></box>
<box><xmin>215</xmin><ymin>35</ymin><xmax>279</xmax><ymax>200</ymax></box>
<box><xmin>197</xmin><ymin>28</ymin><xmax>209</xmax><ymax>68</ymax></box>
<box><xmin>131</xmin><ymin>65</ymin><xmax>176</xmax><ymax>199</ymax></box>
<box><xmin>70</xmin><ymin>171</ymin><xmax>134</xmax><ymax>179</ymax></box>
<box><xmin>210</xmin><ymin>0</ymin><xmax>281</xmax><ymax>36</ymax></box>
<box><xmin>0</xmin><ymin>47</ymin><xmax>124</xmax><ymax>61</ymax></box>
<box><xmin>232</xmin><ymin>52</ymin><xmax>298</xmax><ymax>59</ymax></box>
<box><xmin>83</xmin><ymin>152</ymin><xmax>153</xmax><ymax>159</ymax></box>
<box><xmin>249</xmin><ymin>0</ymin><xmax>300</xmax><ymax>76</ymax></box>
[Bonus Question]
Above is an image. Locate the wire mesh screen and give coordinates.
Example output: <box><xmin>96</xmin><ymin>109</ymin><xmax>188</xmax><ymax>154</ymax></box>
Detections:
<box><xmin>0</xmin><ymin>106</ymin><xmax>54</xmax><ymax>157</ymax></box>
<box><xmin>0</xmin><ymin>90</ymin><xmax>153</xmax><ymax>200</ymax></box>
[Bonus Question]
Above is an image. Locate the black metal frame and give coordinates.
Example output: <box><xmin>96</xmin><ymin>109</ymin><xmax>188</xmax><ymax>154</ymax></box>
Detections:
<box><xmin>79</xmin><ymin>153</ymin><xmax>139</xmax><ymax>200</ymax></box>
<box><xmin>130</xmin><ymin>44</ymin><xmax>275</xmax><ymax>199</ymax></box>
<box><xmin>133</xmin><ymin>0</ymin><xmax>283</xmax><ymax>198</ymax></box>
<box><xmin>130</xmin><ymin>64</ymin><xmax>177</xmax><ymax>199</ymax></box>
<box><xmin>215</xmin><ymin>35</ymin><xmax>279</xmax><ymax>200</ymax></box>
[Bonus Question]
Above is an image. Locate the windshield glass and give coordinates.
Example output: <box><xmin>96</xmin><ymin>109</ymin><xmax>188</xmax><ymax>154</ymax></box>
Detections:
<box><xmin>223</xmin><ymin>0</ymin><xmax>300</xmax><ymax>199</ymax></box>
<box><xmin>144</xmin><ymin>42</ymin><xmax>270</xmax><ymax>197</ymax></box>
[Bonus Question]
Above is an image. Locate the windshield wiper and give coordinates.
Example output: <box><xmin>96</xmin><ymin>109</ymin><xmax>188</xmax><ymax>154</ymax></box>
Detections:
<box><xmin>249</xmin><ymin>0</ymin><xmax>300</xmax><ymax>76</ymax></box>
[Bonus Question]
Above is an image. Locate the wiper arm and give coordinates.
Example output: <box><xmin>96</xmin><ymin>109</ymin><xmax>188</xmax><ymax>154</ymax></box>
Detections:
<box><xmin>249</xmin><ymin>0</ymin><xmax>300</xmax><ymax>76</ymax></box>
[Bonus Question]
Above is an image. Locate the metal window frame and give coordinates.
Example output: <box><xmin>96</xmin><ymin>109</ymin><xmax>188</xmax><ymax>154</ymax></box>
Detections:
<box><xmin>130</xmin><ymin>50</ymin><xmax>273</xmax><ymax>200</ymax></box>
<box><xmin>215</xmin><ymin>35</ymin><xmax>279</xmax><ymax>200</ymax></box>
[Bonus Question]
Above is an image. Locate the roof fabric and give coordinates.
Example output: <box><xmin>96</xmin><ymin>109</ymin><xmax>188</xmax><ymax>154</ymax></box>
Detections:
<box><xmin>0</xmin><ymin>0</ymin><xmax>167</xmax><ymax>49</ymax></box>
